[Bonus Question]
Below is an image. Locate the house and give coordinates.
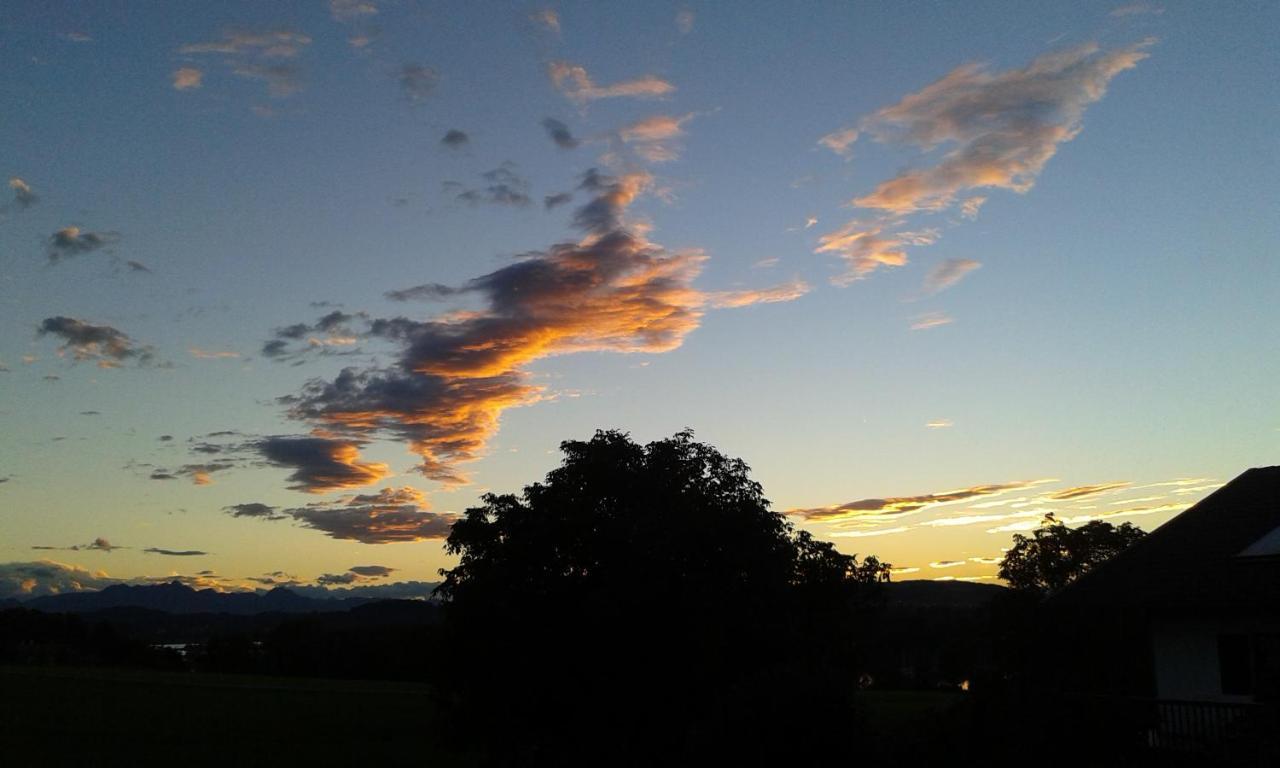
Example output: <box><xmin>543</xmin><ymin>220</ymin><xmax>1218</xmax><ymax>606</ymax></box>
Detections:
<box><xmin>1049</xmin><ymin>465</ymin><xmax>1280</xmax><ymax>702</ymax></box>
<box><xmin>1044</xmin><ymin>466</ymin><xmax>1280</xmax><ymax>760</ymax></box>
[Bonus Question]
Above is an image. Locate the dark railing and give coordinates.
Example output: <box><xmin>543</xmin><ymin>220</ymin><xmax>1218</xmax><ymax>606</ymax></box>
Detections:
<box><xmin>1143</xmin><ymin>698</ymin><xmax>1279</xmax><ymax>764</ymax></box>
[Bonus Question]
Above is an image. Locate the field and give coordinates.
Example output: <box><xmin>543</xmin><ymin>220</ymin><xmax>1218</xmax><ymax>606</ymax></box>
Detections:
<box><xmin>0</xmin><ymin>666</ymin><xmax>477</xmax><ymax>767</ymax></box>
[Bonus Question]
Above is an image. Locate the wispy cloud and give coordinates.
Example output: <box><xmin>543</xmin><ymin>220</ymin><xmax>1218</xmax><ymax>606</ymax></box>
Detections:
<box><xmin>791</xmin><ymin>480</ymin><xmax>1047</xmax><ymax>522</ymax></box>
<box><xmin>531</xmin><ymin>9</ymin><xmax>560</xmax><ymax>36</ymax></box>
<box><xmin>815</xmin><ymin>221</ymin><xmax>937</xmax><ymax>284</ymax></box>
<box><xmin>910</xmin><ymin>311</ymin><xmax>953</xmax><ymax>331</ymax></box>
<box><xmin>8</xmin><ymin>177</ymin><xmax>37</xmax><ymax>209</ymax></box>
<box><xmin>177</xmin><ymin>28</ymin><xmax>312</xmax><ymax>99</ymax></box>
<box><xmin>449</xmin><ymin>163</ymin><xmax>532</xmax><ymax>207</ymax></box>
<box><xmin>548</xmin><ymin>61</ymin><xmax>675</xmax><ymax>104</ymax></box>
<box><xmin>330</xmin><ymin>0</ymin><xmax>378</xmax><ymax>22</ymax></box>
<box><xmin>853</xmin><ymin>41</ymin><xmax>1153</xmax><ymax>213</ymax></box>
<box><xmin>676</xmin><ymin>10</ymin><xmax>695</xmax><ymax>35</ymax></box>
<box><xmin>1110</xmin><ymin>3</ymin><xmax>1163</xmax><ymax>17</ymax></box>
<box><xmin>189</xmin><ymin>348</ymin><xmax>239</xmax><ymax>359</ymax></box>
<box><xmin>922</xmin><ymin>258</ymin><xmax>981</xmax><ymax>295</ymax></box>
<box><xmin>179</xmin><ymin>29</ymin><xmax>311</xmax><ymax>58</ymax></box>
<box><xmin>818</xmin><ymin>127</ymin><xmax>859</xmax><ymax>157</ymax></box>
<box><xmin>172</xmin><ymin>67</ymin><xmax>203</xmax><ymax>91</ymax></box>
<box><xmin>815</xmin><ymin>40</ymin><xmax>1152</xmax><ymax>285</ymax></box>
<box><xmin>1044</xmin><ymin>481</ymin><xmax>1130</xmax><ymax>500</ymax></box>
<box><xmin>399</xmin><ymin>64</ymin><xmax>438</xmax><ymax>103</ymax></box>
<box><xmin>926</xmin><ymin>419</ymin><xmax>953</xmax><ymax>429</ymax></box>
<box><xmin>47</xmin><ymin>227</ymin><xmax>119</xmax><ymax>262</ymax></box>
<box><xmin>706</xmin><ymin>279</ymin><xmax>811</xmax><ymax>309</ymax></box>
<box><xmin>541</xmin><ymin>118</ymin><xmax>580</xmax><ymax>149</ymax></box>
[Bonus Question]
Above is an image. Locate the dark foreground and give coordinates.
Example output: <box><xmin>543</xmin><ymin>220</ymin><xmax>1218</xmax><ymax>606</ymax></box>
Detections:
<box><xmin>0</xmin><ymin>666</ymin><xmax>478</xmax><ymax>768</ymax></box>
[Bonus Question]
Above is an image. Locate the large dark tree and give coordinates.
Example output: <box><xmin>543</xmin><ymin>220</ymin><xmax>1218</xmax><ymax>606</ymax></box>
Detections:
<box><xmin>998</xmin><ymin>515</ymin><xmax>1146</xmax><ymax>594</ymax></box>
<box><xmin>436</xmin><ymin>430</ymin><xmax>888</xmax><ymax>765</ymax></box>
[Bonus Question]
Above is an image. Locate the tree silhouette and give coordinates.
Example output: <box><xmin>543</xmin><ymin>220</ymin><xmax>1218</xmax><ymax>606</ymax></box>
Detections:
<box><xmin>998</xmin><ymin>515</ymin><xmax>1146</xmax><ymax>594</ymax></box>
<box><xmin>436</xmin><ymin>430</ymin><xmax>889</xmax><ymax>765</ymax></box>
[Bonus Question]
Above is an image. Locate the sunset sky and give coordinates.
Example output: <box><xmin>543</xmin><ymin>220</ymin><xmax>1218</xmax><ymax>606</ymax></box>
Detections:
<box><xmin>2</xmin><ymin>1</ymin><xmax>1276</xmax><ymax>596</ymax></box>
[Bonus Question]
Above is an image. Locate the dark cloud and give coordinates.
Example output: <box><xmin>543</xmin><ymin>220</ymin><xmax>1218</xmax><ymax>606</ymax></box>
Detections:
<box><xmin>32</xmin><ymin>537</ymin><xmax>122</xmax><ymax>553</ymax></box>
<box><xmin>260</xmin><ymin>311</ymin><xmax>366</xmax><ymax>362</ymax></box>
<box><xmin>158</xmin><ymin>435</ymin><xmax>174</xmax><ymax>441</ymax></box>
<box><xmin>399</xmin><ymin>64</ymin><xmax>438</xmax><ymax>103</ymax></box>
<box><xmin>349</xmin><ymin>565</ymin><xmax>395</xmax><ymax>578</ymax></box>
<box><xmin>143</xmin><ymin>548</ymin><xmax>208</xmax><ymax>557</ymax></box>
<box><xmin>225</xmin><ymin>502</ymin><xmax>286</xmax><ymax>520</ymax></box>
<box><xmin>452</xmin><ymin>163</ymin><xmax>532</xmax><ymax>207</ymax></box>
<box><xmin>541</xmin><ymin>118</ymin><xmax>579</xmax><ymax>149</ymax></box>
<box><xmin>37</xmin><ymin>317</ymin><xmax>155</xmax><ymax>368</ymax></box>
<box><xmin>284</xmin><ymin>487</ymin><xmax>455</xmax><ymax>544</ymax></box>
<box><xmin>79</xmin><ymin>411</ymin><xmax>101</xmax><ymax>416</ymax></box>
<box><xmin>544</xmin><ymin>192</ymin><xmax>573</xmax><ymax>210</ymax></box>
<box><xmin>261</xmin><ymin>339</ymin><xmax>289</xmax><ymax>358</ymax></box>
<box><xmin>316</xmin><ymin>571</ymin><xmax>359</xmax><ymax>585</ymax></box>
<box><xmin>441</xmin><ymin>129</ymin><xmax>469</xmax><ymax>148</ymax></box>
<box><xmin>149</xmin><ymin>461</ymin><xmax>233</xmax><ymax>485</ymax></box>
<box><xmin>257</xmin><ymin>435</ymin><xmax>390</xmax><ymax>493</ymax></box>
<box><xmin>47</xmin><ymin>227</ymin><xmax>119</xmax><ymax>262</ymax></box>
<box><xmin>384</xmin><ymin>283</ymin><xmax>460</xmax><ymax>302</ymax></box>
<box><xmin>316</xmin><ymin>563</ymin><xmax>396</xmax><ymax>585</ymax></box>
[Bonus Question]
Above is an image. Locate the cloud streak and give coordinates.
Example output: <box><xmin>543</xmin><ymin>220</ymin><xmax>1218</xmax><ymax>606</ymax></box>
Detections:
<box><xmin>548</xmin><ymin>62</ymin><xmax>675</xmax><ymax>104</ymax></box>
<box><xmin>792</xmin><ymin>480</ymin><xmax>1047</xmax><ymax>522</ymax></box>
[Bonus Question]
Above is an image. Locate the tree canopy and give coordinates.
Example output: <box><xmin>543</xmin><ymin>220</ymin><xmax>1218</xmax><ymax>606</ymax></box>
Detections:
<box><xmin>436</xmin><ymin>430</ymin><xmax>888</xmax><ymax>764</ymax></box>
<box><xmin>998</xmin><ymin>515</ymin><xmax>1146</xmax><ymax>594</ymax></box>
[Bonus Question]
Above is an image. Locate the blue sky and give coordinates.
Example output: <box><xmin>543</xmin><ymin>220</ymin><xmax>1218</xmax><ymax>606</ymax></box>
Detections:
<box><xmin>1</xmin><ymin>1</ymin><xmax>1276</xmax><ymax>594</ymax></box>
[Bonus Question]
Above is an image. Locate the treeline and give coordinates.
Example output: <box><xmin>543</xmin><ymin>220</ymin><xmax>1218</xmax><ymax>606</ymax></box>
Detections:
<box><xmin>0</xmin><ymin>601</ymin><xmax>443</xmax><ymax>681</ymax></box>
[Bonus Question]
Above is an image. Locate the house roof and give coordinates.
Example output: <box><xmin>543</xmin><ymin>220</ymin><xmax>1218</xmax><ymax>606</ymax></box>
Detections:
<box><xmin>1050</xmin><ymin>465</ymin><xmax>1280</xmax><ymax>611</ymax></box>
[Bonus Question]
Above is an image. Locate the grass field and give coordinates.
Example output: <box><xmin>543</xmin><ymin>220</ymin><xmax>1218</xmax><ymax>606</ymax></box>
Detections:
<box><xmin>0</xmin><ymin>666</ymin><xmax>478</xmax><ymax>767</ymax></box>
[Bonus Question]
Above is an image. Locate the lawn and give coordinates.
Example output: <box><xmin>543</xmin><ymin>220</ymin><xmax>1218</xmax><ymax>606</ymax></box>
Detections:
<box><xmin>0</xmin><ymin>666</ymin><xmax>477</xmax><ymax>767</ymax></box>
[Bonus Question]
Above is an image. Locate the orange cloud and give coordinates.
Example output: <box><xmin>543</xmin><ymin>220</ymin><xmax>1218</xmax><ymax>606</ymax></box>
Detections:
<box><xmin>172</xmin><ymin>67</ymin><xmax>203</xmax><ymax>91</ymax></box>
<box><xmin>287</xmin><ymin>170</ymin><xmax>706</xmax><ymax>484</ymax></box>
<box><xmin>706</xmin><ymin>279</ymin><xmax>811</xmax><ymax>309</ymax></box>
<box><xmin>548</xmin><ymin>61</ymin><xmax>675</xmax><ymax>104</ymax></box>
<box><xmin>818</xmin><ymin>127</ymin><xmax>859</xmax><ymax>157</ymax></box>
<box><xmin>815</xmin><ymin>220</ymin><xmax>938</xmax><ymax>284</ymax></box>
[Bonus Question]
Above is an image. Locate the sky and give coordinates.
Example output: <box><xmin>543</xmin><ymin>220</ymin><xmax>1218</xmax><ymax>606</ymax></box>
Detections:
<box><xmin>1</xmin><ymin>1</ymin><xmax>1277</xmax><ymax>597</ymax></box>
